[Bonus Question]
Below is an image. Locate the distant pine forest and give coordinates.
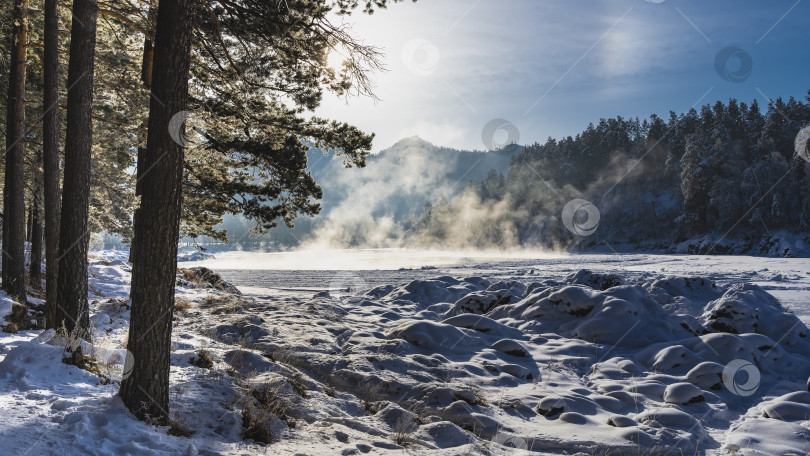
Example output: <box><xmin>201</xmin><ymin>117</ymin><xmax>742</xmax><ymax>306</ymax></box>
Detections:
<box><xmin>411</xmin><ymin>94</ymin><xmax>810</xmax><ymax>255</ymax></box>
<box><xmin>182</xmin><ymin>94</ymin><xmax>810</xmax><ymax>257</ymax></box>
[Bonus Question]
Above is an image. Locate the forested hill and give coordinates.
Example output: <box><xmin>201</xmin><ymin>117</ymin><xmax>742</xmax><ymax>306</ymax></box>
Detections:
<box><xmin>411</xmin><ymin>95</ymin><xmax>810</xmax><ymax>256</ymax></box>
<box><xmin>306</xmin><ymin>136</ymin><xmax>521</xmax><ymax>181</ymax></box>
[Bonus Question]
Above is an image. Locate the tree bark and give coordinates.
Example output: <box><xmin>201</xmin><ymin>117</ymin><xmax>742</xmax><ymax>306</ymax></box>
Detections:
<box><xmin>30</xmin><ymin>194</ymin><xmax>43</xmax><ymax>290</ymax></box>
<box><xmin>43</xmin><ymin>0</ymin><xmax>61</xmax><ymax>328</ymax></box>
<box><xmin>141</xmin><ymin>38</ymin><xmax>154</xmax><ymax>89</ymax></box>
<box><xmin>3</xmin><ymin>0</ymin><xmax>29</xmax><ymax>302</ymax></box>
<box><xmin>26</xmin><ymin>205</ymin><xmax>33</xmax><ymax>242</ymax></box>
<box><xmin>56</xmin><ymin>0</ymin><xmax>97</xmax><ymax>339</ymax></box>
<box><xmin>119</xmin><ymin>0</ymin><xmax>193</xmax><ymax>422</ymax></box>
<box><xmin>128</xmin><ymin>147</ymin><xmax>146</xmax><ymax>264</ymax></box>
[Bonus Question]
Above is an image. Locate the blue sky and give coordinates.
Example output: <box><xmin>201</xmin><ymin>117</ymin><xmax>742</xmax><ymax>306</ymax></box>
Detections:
<box><xmin>317</xmin><ymin>0</ymin><xmax>810</xmax><ymax>152</ymax></box>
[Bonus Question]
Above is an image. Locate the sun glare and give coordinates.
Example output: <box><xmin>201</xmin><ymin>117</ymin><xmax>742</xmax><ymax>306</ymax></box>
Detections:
<box><xmin>327</xmin><ymin>49</ymin><xmax>346</xmax><ymax>72</ymax></box>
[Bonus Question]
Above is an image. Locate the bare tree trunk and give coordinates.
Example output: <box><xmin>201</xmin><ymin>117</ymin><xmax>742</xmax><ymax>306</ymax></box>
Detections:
<box><xmin>29</xmin><ymin>146</ymin><xmax>44</xmax><ymax>291</ymax></box>
<box><xmin>26</xmin><ymin>205</ymin><xmax>32</xmax><ymax>242</ymax></box>
<box><xmin>128</xmin><ymin>147</ymin><xmax>146</xmax><ymax>265</ymax></box>
<box><xmin>141</xmin><ymin>38</ymin><xmax>154</xmax><ymax>89</ymax></box>
<box><xmin>43</xmin><ymin>0</ymin><xmax>61</xmax><ymax>328</ymax></box>
<box><xmin>3</xmin><ymin>0</ymin><xmax>29</xmax><ymax>302</ymax></box>
<box><xmin>119</xmin><ymin>0</ymin><xmax>193</xmax><ymax>423</ymax></box>
<box><xmin>56</xmin><ymin>0</ymin><xmax>97</xmax><ymax>339</ymax></box>
<box><xmin>30</xmin><ymin>192</ymin><xmax>43</xmax><ymax>291</ymax></box>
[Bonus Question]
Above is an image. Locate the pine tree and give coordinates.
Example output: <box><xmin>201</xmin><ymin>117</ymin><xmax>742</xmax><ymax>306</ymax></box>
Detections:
<box><xmin>744</xmin><ymin>99</ymin><xmax>764</xmax><ymax>160</ymax></box>
<box><xmin>119</xmin><ymin>0</ymin><xmax>194</xmax><ymax>423</ymax></box>
<box><xmin>800</xmin><ymin>207</ymin><xmax>810</xmax><ymax>231</ymax></box>
<box><xmin>55</xmin><ymin>0</ymin><xmax>98</xmax><ymax>339</ymax></box>
<box><xmin>43</xmin><ymin>0</ymin><xmax>61</xmax><ymax>327</ymax></box>
<box><xmin>680</xmin><ymin>140</ymin><xmax>709</xmax><ymax>232</ymax></box>
<box><xmin>120</xmin><ymin>0</ymin><xmax>412</xmax><ymax>423</ymax></box>
<box><xmin>770</xmin><ymin>193</ymin><xmax>783</xmax><ymax>224</ymax></box>
<box><xmin>180</xmin><ymin>0</ymin><xmax>388</xmax><ymax>237</ymax></box>
<box><xmin>29</xmin><ymin>154</ymin><xmax>43</xmax><ymax>290</ymax></box>
<box><xmin>3</xmin><ymin>0</ymin><xmax>29</xmax><ymax>301</ymax></box>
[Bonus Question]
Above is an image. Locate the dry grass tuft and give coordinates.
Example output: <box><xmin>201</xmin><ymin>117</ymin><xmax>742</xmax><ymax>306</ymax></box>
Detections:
<box><xmin>191</xmin><ymin>349</ymin><xmax>214</xmax><ymax>369</ymax></box>
<box><xmin>201</xmin><ymin>295</ymin><xmax>252</xmax><ymax>315</ymax></box>
<box><xmin>391</xmin><ymin>415</ymin><xmax>418</xmax><ymax>447</ymax></box>
<box><xmin>241</xmin><ymin>405</ymin><xmax>277</xmax><ymax>444</ymax></box>
<box><xmin>174</xmin><ymin>298</ymin><xmax>192</xmax><ymax>314</ymax></box>
<box><xmin>239</xmin><ymin>378</ymin><xmax>302</xmax><ymax>443</ymax></box>
<box><xmin>3</xmin><ymin>304</ymin><xmax>32</xmax><ymax>332</ymax></box>
<box><xmin>167</xmin><ymin>417</ymin><xmax>194</xmax><ymax>437</ymax></box>
<box><xmin>290</xmin><ymin>373</ymin><xmax>308</xmax><ymax>398</ymax></box>
<box><xmin>2</xmin><ymin>321</ymin><xmax>18</xmax><ymax>333</ymax></box>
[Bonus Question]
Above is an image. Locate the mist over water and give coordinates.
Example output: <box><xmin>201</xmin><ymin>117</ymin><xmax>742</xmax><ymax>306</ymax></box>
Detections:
<box><xmin>298</xmin><ymin>137</ymin><xmax>521</xmax><ymax>250</ymax></box>
<box><xmin>302</xmin><ymin>142</ymin><xmax>655</xmax><ymax>252</ymax></box>
<box><xmin>185</xmin><ymin>248</ymin><xmax>565</xmax><ymax>271</ymax></box>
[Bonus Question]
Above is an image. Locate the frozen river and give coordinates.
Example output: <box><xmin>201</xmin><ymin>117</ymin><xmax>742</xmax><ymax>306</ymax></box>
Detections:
<box><xmin>186</xmin><ymin>249</ymin><xmax>810</xmax><ymax>324</ymax></box>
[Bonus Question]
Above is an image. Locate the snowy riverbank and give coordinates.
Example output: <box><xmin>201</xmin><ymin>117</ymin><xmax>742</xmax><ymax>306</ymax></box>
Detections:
<box><xmin>1</xmin><ymin>250</ymin><xmax>810</xmax><ymax>455</ymax></box>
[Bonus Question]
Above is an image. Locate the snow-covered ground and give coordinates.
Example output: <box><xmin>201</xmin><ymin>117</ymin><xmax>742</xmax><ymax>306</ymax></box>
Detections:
<box><xmin>2</xmin><ymin>249</ymin><xmax>810</xmax><ymax>455</ymax></box>
<box><xmin>189</xmin><ymin>250</ymin><xmax>810</xmax><ymax>326</ymax></box>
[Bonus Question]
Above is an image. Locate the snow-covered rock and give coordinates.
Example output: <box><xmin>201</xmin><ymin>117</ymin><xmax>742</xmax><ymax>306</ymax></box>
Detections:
<box><xmin>565</xmin><ymin>269</ymin><xmax>624</xmax><ymax>290</ymax></box>
<box><xmin>663</xmin><ymin>382</ymin><xmax>705</xmax><ymax>405</ymax></box>
<box><xmin>701</xmin><ymin>283</ymin><xmax>808</xmax><ymax>350</ymax></box>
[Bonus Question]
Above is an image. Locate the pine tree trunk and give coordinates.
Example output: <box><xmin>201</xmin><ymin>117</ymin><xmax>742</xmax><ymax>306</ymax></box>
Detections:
<box><xmin>127</xmin><ymin>209</ymin><xmax>137</xmax><ymax>264</ymax></box>
<box><xmin>119</xmin><ymin>0</ymin><xmax>193</xmax><ymax>422</ymax></box>
<box><xmin>43</xmin><ymin>0</ymin><xmax>61</xmax><ymax>328</ymax></box>
<box><xmin>56</xmin><ymin>0</ymin><xmax>97</xmax><ymax>339</ymax></box>
<box><xmin>128</xmin><ymin>147</ymin><xmax>146</xmax><ymax>265</ymax></box>
<box><xmin>26</xmin><ymin>205</ymin><xmax>33</xmax><ymax>242</ymax></box>
<box><xmin>2</xmin><ymin>0</ymin><xmax>29</xmax><ymax>302</ymax></box>
<box><xmin>30</xmin><ymin>195</ymin><xmax>43</xmax><ymax>291</ymax></box>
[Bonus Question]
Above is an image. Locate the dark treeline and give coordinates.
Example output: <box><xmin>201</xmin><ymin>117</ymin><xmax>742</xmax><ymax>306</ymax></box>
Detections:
<box><xmin>414</xmin><ymin>94</ymin><xmax>810</xmax><ymax>254</ymax></box>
